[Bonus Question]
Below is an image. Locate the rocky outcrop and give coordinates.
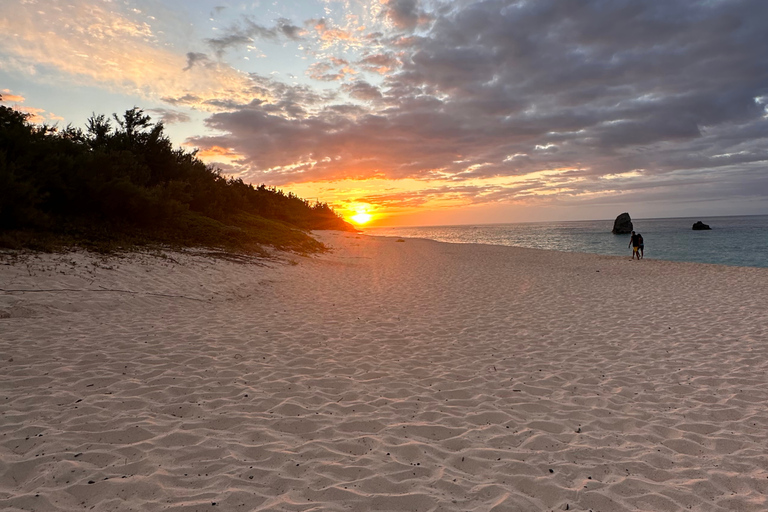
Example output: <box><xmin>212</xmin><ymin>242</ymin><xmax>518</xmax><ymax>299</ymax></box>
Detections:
<box><xmin>692</xmin><ymin>221</ymin><xmax>711</xmax><ymax>230</ymax></box>
<box><xmin>612</xmin><ymin>213</ymin><xmax>633</xmax><ymax>234</ymax></box>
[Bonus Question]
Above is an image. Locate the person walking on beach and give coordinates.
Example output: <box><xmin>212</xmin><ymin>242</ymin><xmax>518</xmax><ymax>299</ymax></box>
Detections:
<box><xmin>629</xmin><ymin>231</ymin><xmax>640</xmax><ymax>260</ymax></box>
<box><xmin>637</xmin><ymin>233</ymin><xmax>644</xmax><ymax>259</ymax></box>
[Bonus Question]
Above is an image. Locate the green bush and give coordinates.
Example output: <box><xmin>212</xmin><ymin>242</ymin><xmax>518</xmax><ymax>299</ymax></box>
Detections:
<box><xmin>0</xmin><ymin>103</ymin><xmax>354</xmax><ymax>253</ymax></box>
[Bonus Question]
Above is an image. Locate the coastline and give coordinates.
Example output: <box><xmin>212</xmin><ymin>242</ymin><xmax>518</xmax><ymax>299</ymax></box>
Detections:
<box><xmin>2</xmin><ymin>231</ymin><xmax>768</xmax><ymax>511</ymax></box>
<box><xmin>364</xmin><ymin>214</ymin><xmax>768</xmax><ymax>268</ymax></box>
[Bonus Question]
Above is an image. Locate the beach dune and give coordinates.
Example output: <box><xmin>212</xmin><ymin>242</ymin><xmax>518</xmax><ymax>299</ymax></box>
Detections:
<box><xmin>1</xmin><ymin>232</ymin><xmax>767</xmax><ymax>511</ymax></box>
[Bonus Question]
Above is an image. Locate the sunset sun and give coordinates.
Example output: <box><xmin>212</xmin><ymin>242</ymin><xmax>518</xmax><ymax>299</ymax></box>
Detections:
<box><xmin>350</xmin><ymin>212</ymin><xmax>373</xmax><ymax>225</ymax></box>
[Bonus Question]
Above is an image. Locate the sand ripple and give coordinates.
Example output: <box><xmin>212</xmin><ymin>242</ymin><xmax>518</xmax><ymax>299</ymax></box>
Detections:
<box><xmin>2</xmin><ymin>238</ymin><xmax>768</xmax><ymax>511</ymax></box>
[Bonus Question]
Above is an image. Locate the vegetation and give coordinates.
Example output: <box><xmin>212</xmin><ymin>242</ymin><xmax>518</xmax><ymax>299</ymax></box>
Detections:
<box><xmin>0</xmin><ymin>102</ymin><xmax>353</xmax><ymax>255</ymax></box>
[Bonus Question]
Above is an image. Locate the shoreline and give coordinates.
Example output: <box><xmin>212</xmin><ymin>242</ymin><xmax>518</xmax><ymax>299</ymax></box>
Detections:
<box><xmin>368</xmin><ymin>233</ymin><xmax>768</xmax><ymax>273</ymax></box>
<box><xmin>364</xmin><ymin>214</ymin><xmax>768</xmax><ymax>269</ymax></box>
<box><xmin>2</xmin><ymin>231</ymin><xmax>767</xmax><ymax>511</ymax></box>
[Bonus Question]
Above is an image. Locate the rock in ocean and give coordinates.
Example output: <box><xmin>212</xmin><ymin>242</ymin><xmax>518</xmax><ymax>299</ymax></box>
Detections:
<box><xmin>692</xmin><ymin>221</ymin><xmax>711</xmax><ymax>230</ymax></box>
<box><xmin>612</xmin><ymin>213</ymin><xmax>633</xmax><ymax>234</ymax></box>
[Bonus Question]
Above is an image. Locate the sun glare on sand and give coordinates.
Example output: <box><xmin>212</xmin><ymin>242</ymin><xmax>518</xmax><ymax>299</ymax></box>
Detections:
<box><xmin>350</xmin><ymin>212</ymin><xmax>373</xmax><ymax>225</ymax></box>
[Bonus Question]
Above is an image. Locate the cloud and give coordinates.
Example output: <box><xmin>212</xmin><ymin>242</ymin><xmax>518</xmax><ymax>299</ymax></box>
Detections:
<box><xmin>0</xmin><ymin>0</ymin><xmax>260</xmax><ymax>111</ymax></box>
<box><xmin>277</xmin><ymin>19</ymin><xmax>306</xmax><ymax>40</ymax></box>
<box><xmin>311</xmin><ymin>18</ymin><xmax>361</xmax><ymax>46</ymax></box>
<box><xmin>381</xmin><ymin>0</ymin><xmax>431</xmax><ymax>31</ymax></box>
<box><xmin>13</xmin><ymin>106</ymin><xmax>49</xmax><ymax>124</ymax></box>
<box><xmin>0</xmin><ymin>89</ymin><xmax>63</xmax><ymax>123</ymax></box>
<box><xmin>342</xmin><ymin>81</ymin><xmax>383</xmax><ymax>101</ymax></box>
<box><xmin>207</xmin><ymin>34</ymin><xmax>254</xmax><ymax>58</ymax></box>
<box><xmin>195</xmin><ymin>145</ymin><xmax>241</xmax><ymax>159</ymax></box>
<box><xmin>8</xmin><ymin>0</ymin><xmax>764</xmax><ymax>215</ymax></box>
<box><xmin>307</xmin><ymin>57</ymin><xmax>358</xmax><ymax>82</ymax></box>
<box><xmin>146</xmin><ymin>108</ymin><xmax>191</xmax><ymax>124</ymax></box>
<box><xmin>206</xmin><ymin>16</ymin><xmax>305</xmax><ymax>57</ymax></box>
<box><xmin>183</xmin><ymin>52</ymin><xmax>211</xmax><ymax>71</ymax></box>
<box><xmin>358</xmin><ymin>52</ymin><xmax>401</xmax><ymax>74</ymax></box>
<box><xmin>184</xmin><ymin>0</ymin><xmax>768</xmax><ymax>216</ymax></box>
<box><xmin>0</xmin><ymin>89</ymin><xmax>25</xmax><ymax>103</ymax></box>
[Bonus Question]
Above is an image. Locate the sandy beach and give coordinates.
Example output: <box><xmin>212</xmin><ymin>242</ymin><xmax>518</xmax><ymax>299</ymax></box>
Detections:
<box><xmin>1</xmin><ymin>231</ymin><xmax>767</xmax><ymax>511</ymax></box>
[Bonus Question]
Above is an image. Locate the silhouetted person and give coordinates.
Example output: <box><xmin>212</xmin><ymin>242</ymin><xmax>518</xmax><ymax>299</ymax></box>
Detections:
<box><xmin>629</xmin><ymin>231</ymin><xmax>640</xmax><ymax>260</ymax></box>
<box><xmin>637</xmin><ymin>233</ymin><xmax>644</xmax><ymax>259</ymax></box>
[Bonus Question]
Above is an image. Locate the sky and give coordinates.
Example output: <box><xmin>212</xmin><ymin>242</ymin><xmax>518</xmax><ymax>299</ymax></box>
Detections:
<box><xmin>2</xmin><ymin>0</ymin><xmax>767</xmax><ymax>227</ymax></box>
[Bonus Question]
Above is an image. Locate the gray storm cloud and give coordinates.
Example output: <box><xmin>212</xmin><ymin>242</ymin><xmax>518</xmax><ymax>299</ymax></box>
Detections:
<box><xmin>188</xmin><ymin>0</ymin><xmax>768</xmax><ymax>207</ymax></box>
<box><xmin>206</xmin><ymin>17</ymin><xmax>305</xmax><ymax>57</ymax></box>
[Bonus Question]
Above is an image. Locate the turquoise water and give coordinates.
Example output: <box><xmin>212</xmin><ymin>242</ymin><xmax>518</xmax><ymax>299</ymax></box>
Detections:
<box><xmin>366</xmin><ymin>215</ymin><xmax>768</xmax><ymax>268</ymax></box>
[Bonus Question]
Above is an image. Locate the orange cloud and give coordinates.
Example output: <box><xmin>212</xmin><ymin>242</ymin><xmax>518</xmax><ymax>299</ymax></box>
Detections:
<box><xmin>0</xmin><ymin>0</ymin><xmax>262</xmax><ymax>111</ymax></box>
<box><xmin>307</xmin><ymin>57</ymin><xmax>358</xmax><ymax>81</ymax></box>
<box><xmin>278</xmin><ymin>166</ymin><xmax>598</xmax><ymax>226</ymax></box>
<box><xmin>312</xmin><ymin>18</ymin><xmax>362</xmax><ymax>47</ymax></box>
<box><xmin>17</xmin><ymin>106</ymin><xmax>46</xmax><ymax>124</ymax></box>
<box><xmin>284</xmin><ymin>176</ymin><xmax>467</xmax><ymax>225</ymax></box>
<box><xmin>0</xmin><ymin>89</ymin><xmax>25</xmax><ymax>102</ymax></box>
<box><xmin>1</xmin><ymin>90</ymin><xmax>64</xmax><ymax>124</ymax></box>
<box><xmin>196</xmin><ymin>145</ymin><xmax>242</xmax><ymax>160</ymax></box>
<box><xmin>358</xmin><ymin>52</ymin><xmax>400</xmax><ymax>74</ymax></box>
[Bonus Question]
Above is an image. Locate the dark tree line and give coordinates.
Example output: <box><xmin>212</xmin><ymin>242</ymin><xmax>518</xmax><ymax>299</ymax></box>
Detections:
<box><xmin>0</xmin><ymin>103</ymin><xmax>353</xmax><ymax>252</ymax></box>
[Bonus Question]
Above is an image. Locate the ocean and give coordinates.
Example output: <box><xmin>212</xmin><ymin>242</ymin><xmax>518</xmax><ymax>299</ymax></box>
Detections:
<box><xmin>365</xmin><ymin>215</ymin><xmax>768</xmax><ymax>268</ymax></box>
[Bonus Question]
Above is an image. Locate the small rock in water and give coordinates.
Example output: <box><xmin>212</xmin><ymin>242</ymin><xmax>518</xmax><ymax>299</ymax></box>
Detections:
<box><xmin>692</xmin><ymin>221</ymin><xmax>711</xmax><ymax>230</ymax></box>
<box><xmin>612</xmin><ymin>212</ymin><xmax>633</xmax><ymax>234</ymax></box>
